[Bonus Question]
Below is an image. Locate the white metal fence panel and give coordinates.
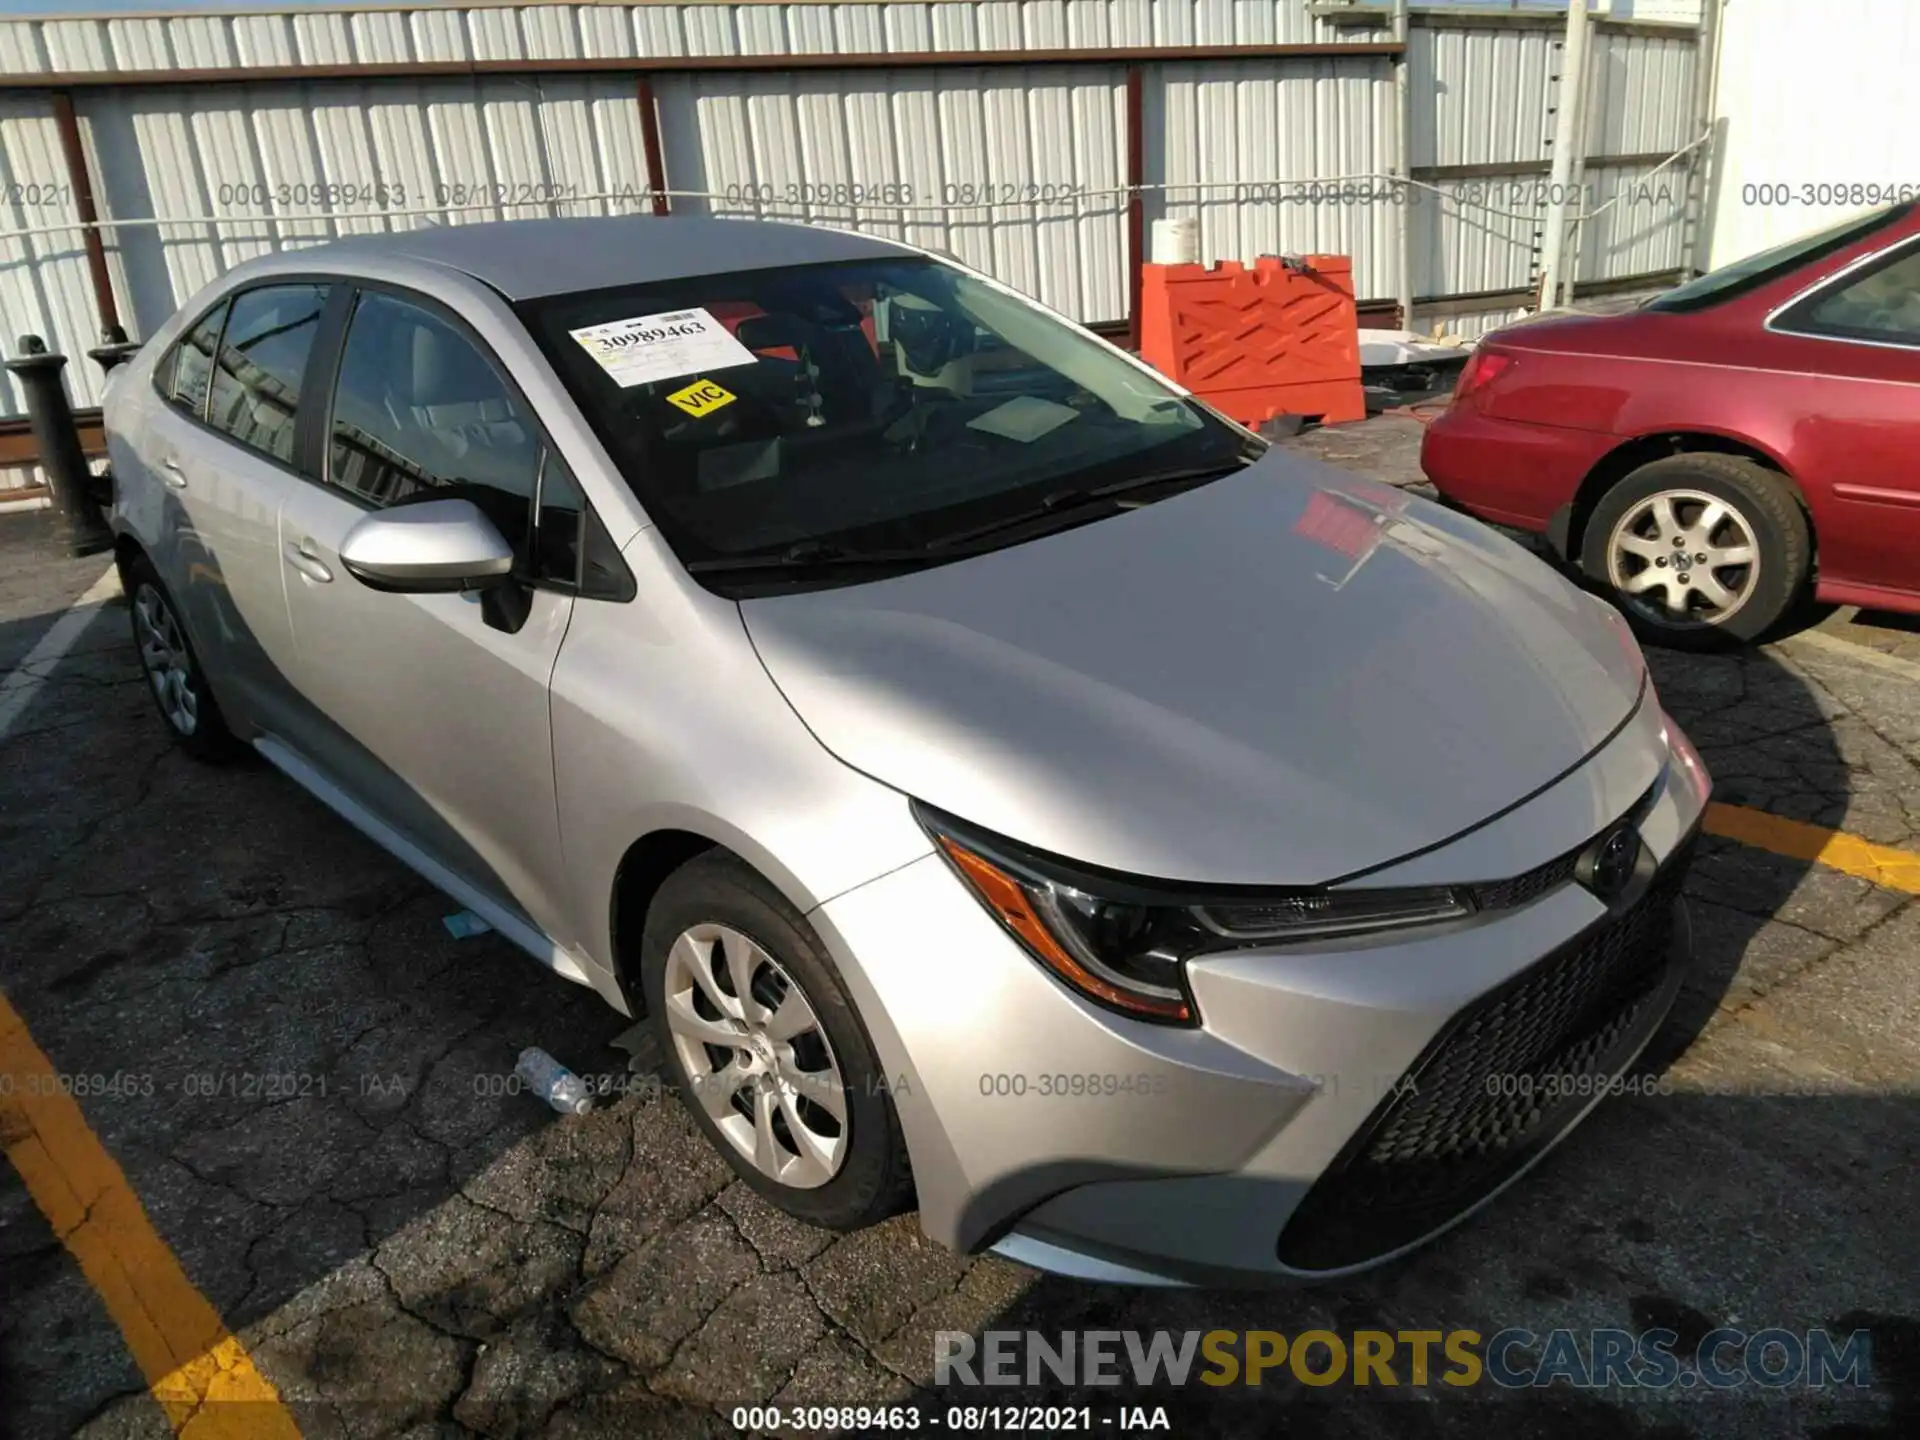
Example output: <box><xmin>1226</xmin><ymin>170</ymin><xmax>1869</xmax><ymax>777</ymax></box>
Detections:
<box><xmin>0</xmin><ymin>95</ymin><xmax>115</xmax><ymax>415</ymax></box>
<box><xmin>1407</xmin><ymin>23</ymin><xmax>1556</xmax><ymax>173</ymax></box>
<box><xmin>81</xmin><ymin>75</ymin><xmax>655</xmax><ymax>343</ymax></box>
<box><xmin>0</xmin><ymin>1</ymin><xmax>1711</xmax><ymax>428</ymax></box>
<box><xmin>0</xmin><ymin>2</ymin><xmax>1389</xmax><ymax>74</ymax></box>
<box><xmin>1571</xmin><ymin>159</ymin><xmax>1691</xmax><ymax>282</ymax></box>
<box><xmin>1583</xmin><ymin>29</ymin><xmax>1697</xmax><ymax>157</ymax></box>
<box><xmin>1708</xmin><ymin>0</ymin><xmax>1920</xmax><ymax>267</ymax></box>
<box><xmin>1150</xmin><ymin>57</ymin><xmax>1399</xmax><ymax>303</ymax></box>
<box><xmin>1407</xmin><ymin>15</ymin><xmax>1698</xmax><ymax>309</ymax></box>
<box><xmin>655</xmin><ymin>64</ymin><xmax>1128</xmax><ymax>322</ymax></box>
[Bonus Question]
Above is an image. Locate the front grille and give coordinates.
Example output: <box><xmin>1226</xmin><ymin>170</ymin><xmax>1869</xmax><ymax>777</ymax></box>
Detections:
<box><xmin>1467</xmin><ymin>774</ymin><xmax>1663</xmax><ymax>912</ymax></box>
<box><xmin>1471</xmin><ymin>849</ymin><xmax>1581</xmax><ymax>911</ymax></box>
<box><xmin>1276</xmin><ymin>837</ymin><xmax>1695</xmax><ymax>1274</ymax></box>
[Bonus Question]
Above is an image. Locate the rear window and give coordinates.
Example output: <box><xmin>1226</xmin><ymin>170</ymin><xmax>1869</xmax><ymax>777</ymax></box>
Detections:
<box><xmin>164</xmin><ymin>300</ymin><xmax>227</xmax><ymax>419</ymax></box>
<box><xmin>1774</xmin><ymin>238</ymin><xmax>1920</xmax><ymax>346</ymax></box>
<box><xmin>1645</xmin><ymin>203</ymin><xmax>1912</xmax><ymax>313</ymax></box>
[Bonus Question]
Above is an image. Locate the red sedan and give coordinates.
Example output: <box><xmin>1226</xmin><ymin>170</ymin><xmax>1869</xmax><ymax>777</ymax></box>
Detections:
<box><xmin>1422</xmin><ymin>202</ymin><xmax>1920</xmax><ymax>647</ymax></box>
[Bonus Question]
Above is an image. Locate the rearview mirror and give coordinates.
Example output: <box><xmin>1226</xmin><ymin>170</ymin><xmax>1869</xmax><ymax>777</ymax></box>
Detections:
<box><xmin>338</xmin><ymin>498</ymin><xmax>514</xmax><ymax>594</ymax></box>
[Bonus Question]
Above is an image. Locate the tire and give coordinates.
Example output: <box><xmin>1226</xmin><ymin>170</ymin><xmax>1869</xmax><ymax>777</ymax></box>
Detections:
<box><xmin>639</xmin><ymin>851</ymin><xmax>913</xmax><ymax>1230</ymax></box>
<box><xmin>1579</xmin><ymin>453</ymin><xmax>1810</xmax><ymax>651</ymax></box>
<box><xmin>124</xmin><ymin>551</ymin><xmax>242</xmax><ymax>762</ymax></box>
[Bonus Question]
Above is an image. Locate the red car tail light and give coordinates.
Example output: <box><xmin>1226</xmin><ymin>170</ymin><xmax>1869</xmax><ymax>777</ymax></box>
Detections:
<box><xmin>1451</xmin><ymin>348</ymin><xmax>1515</xmax><ymax>405</ymax></box>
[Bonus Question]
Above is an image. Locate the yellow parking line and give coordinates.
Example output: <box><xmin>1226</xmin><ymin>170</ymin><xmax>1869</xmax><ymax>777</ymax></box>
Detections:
<box><xmin>0</xmin><ymin>992</ymin><xmax>300</xmax><ymax>1439</ymax></box>
<box><xmin>1704</xmin><ymin>802</ymin><xmax>1920</xmax><ymax>895</ymax></box>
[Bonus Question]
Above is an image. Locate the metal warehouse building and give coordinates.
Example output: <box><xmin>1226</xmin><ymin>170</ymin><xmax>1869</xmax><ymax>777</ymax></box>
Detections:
<box><xmin>3</xmin><ymin>0</ymin><xmax>1869</xmax><ymax>499</ymax></box>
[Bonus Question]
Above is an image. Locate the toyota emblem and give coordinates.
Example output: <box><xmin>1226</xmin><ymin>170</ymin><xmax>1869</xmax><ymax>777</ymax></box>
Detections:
<box><xmin>1580</xmin><ymin>825</ymin><xmax>1640</xmax><ymax>900</ymax></box>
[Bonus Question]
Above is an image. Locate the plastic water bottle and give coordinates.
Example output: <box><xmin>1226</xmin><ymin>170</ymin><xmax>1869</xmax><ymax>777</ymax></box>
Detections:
<box><xmin>515</xmin><ymin>1047</ymin><xmax>594</xmax><ymax>1116</ymax></box>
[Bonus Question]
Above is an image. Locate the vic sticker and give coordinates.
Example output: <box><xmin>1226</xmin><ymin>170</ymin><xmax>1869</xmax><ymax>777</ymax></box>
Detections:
<box><xmin>666</xmin><ymin>378</ymin><xmax>738</xmax><ymax>418</ymax></box>
<box><xmin>568</xmin><ymin>307</ymin><xmax>758</xmax><ymax>388</ymax></box>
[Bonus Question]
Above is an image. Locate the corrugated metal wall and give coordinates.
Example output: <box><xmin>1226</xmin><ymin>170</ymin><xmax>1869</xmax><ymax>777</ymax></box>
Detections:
<box><xmin>1406</xmin><ymin>20</ymin><xmax>1696</xmax><ymax>305</ymax></box>
<box><xmin>1150</xmin><ymin>56</ymin><xmax>1399</xmax><ymax>304</ymax></box>
<box><xmin>655</xmin><ymin>65</ymin><xmax>1129</xmax><ymax>323</ymax></box>
<box><xmin>0</xmin><ymin>0</ymin><xmax>1709</xmax><ymax>438</ymax></box>
<box><xmin>88</xmin><ymin>76</ymin><xmax>653</xmax><ymax>340</ymax></box>
<box><xmin>0</xmin><ymin>93</ymin><xmax>109</xmax><ymax>437</ymax></box>
<box><xmin>0</xmin><ymin>2</ymin><xmax>1384</xmax><ymax>69</ymax></box>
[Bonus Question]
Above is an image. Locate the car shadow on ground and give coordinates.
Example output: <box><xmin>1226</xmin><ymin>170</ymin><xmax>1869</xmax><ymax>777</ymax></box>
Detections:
<box><xmin>1</xmin><ymin>544</ymin><xmax>1912</xmax><ymax>1438</ymax></box>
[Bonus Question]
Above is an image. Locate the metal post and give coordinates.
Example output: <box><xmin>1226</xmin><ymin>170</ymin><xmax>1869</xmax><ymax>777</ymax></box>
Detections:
<box><xmin>1559</xmin><ymin>15</ymin><xmax>1603</xmax><ymax>309</ymax></box>
<box><xmin>1126</xmin><ymin>64</ymin><xmax>1147</xmax><ymax>353</ymax></box>
<box><xmin>1536</xmin><ymin>0</ymin><xmax>1592</xmax><ymax>310</ymax></box>
<box><xmin>1392</xmin><ymin>0</ymin><xmax>1415</xmax><ymax>333</ymax></box>
<box><xmin>87</xmin><ymin>323</ymin><xmax>142</xmax><ymax>377</ymax></box>
<box><xmin>5</xmin><ymin>335</ymin><xmax>114</xmax><ymax>557</ymax></box>
<box><xmin>1679</xmin><ymin>0</ymin><xmax>1725</xmax><ymax>278</ymax></box>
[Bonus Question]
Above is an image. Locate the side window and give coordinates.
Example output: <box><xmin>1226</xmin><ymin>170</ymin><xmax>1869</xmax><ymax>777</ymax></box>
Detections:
<box><xmin>326</xmin><ymin>291</ymin><xmax>542</xmax><ymax>560</ymax></box>
<box><xmin>1777</xmin><ymin>244</ymin><xmax>1920</xmax><ymax>347</ymax></box>
<box><xmin>205</xmin><ymin>284</ymin><xmax>330</xmax><ymax>462</ymax></box>
<box><xmin>165</xmin><ymin>299</ymin><xmax>227</xmax><ymax>418</ymax></box>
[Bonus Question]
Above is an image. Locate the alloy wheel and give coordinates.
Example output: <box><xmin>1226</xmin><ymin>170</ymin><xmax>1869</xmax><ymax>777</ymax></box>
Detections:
<box><xmin>133</xmin><ymin>582</ymin><xmax>199</xmax><ymax>736</ymax></box>
<box><xmin>660</xmin><ymin>922</ymin><xmax>849</xmax><ymax>1189</ymax></box>
<box><xmin>1605</xmin><ymin>488</ymin><xmax>1761</xmax><ymax>629</ymax></box>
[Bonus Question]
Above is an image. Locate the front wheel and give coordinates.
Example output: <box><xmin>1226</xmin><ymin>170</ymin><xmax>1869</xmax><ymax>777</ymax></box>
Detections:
<box><xmin>639</xmin><ymin>852</ymin><xmax>913</xmax><ymax>1230</ymax></box>
<box><xmin>1580</xmin><ymin>453</ymin><xmax>1811</xmax><ymax>650</ymax></box>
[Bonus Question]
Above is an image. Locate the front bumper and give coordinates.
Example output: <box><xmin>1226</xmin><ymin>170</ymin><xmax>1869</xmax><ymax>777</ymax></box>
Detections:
<box><xmin>810</xmin><ymin>700</ymin><xmax>1711</xmax><ymax>1284</ymax></box>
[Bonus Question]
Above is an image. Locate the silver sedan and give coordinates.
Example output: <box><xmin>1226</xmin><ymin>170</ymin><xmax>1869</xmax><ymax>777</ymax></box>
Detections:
<box><xmin>104</xmin><ymin>216</ymin><xmax>1709</xmax><ymax>1283</ymax></box>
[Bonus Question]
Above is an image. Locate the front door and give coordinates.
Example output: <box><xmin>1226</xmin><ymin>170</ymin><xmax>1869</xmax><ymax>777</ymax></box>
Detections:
<box><xmin>275</xmin><ymin>286</ymin><xmax>584</xmax><ymax>945</ymax></box>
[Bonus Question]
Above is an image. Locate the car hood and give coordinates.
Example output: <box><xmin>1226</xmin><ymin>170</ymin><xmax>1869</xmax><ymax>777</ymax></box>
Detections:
<box><xmin>740</xmin><ymin>455</ymin><xmax>1646</xmax><ymax>886</ymax></box>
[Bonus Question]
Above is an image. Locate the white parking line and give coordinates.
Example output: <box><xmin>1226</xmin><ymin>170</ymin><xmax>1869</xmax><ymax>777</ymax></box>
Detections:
<box><xmin>0</xmin><ymin>566</ymin><xmax>122</xmax><ymax>743</ymax></box>
<box><xmin>1780</xmin><ymin>628</ymin><xmax>1920</xmax><ymax>685</ymax></box>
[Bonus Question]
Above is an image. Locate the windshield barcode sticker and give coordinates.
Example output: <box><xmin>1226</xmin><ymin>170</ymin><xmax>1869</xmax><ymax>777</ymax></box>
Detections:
<box><xmin>569</xmin><ymin>307</ymin><xmax>759</xmax><ymax>387</ymax></box>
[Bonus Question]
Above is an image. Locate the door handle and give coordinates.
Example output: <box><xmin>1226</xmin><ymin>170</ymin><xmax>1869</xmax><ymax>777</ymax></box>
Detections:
<box><xmin>283</xmin><ymin>539</ymin><xmax>334</xmax><ymax>584</ymax></box>
<box><xmin>159</xmin><ymin>457</ymin><xmax>188</xmax><ymax>489</ymax></box>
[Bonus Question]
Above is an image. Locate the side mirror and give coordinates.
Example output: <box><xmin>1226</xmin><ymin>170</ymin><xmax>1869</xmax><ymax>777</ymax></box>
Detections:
<box><xmin>338</xmin><ymin>498</ymin><xmax>514</xmax><ymax>594</ymax></box>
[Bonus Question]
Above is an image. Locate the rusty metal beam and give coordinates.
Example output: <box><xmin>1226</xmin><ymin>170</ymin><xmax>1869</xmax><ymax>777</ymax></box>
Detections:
<box><xmin>634</xmin><ymin>74</ymin><xmax>671</xmax><ymax>217</ymax></box>
<box><xmin>1413</xmin><ymin>267</ymin><xmax>1684</xmax><ymax>318</ymax></box>
<box><xmin>0</xmin><ymin>409</ymin><xmax>106</xmax><ymax>470</ymax></box>
<box><xmin>48</xmin><ymin>91</ymin><xmax>120</xmax><ymax>336</ymax></box>
<box><xmin>0</xmin><ymin>43</ymin><xmax>1406</xmax><ymax>91</ymax></box>
<box><xmin>1410</xmin><ymin>12</ymin><xmax>1697</xmax><ymax>40</ymax></box>
<box><xmin>1411</xmin><ymin>151</ymin><xmax>1683</xmax><ymax>183</ymax></box>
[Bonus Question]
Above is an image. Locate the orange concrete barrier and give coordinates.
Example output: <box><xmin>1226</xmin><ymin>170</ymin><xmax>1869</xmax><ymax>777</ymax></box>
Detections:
<box><xmin>1139</xmin><ymin>255</ymin><xmax>1366</xmax><ymax>428</ymax></box>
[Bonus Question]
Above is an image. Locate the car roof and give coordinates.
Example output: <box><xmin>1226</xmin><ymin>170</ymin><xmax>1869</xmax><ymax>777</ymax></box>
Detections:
<box><xmin>294</xmin><ymin>216</ymin><xmax>920</xmax><ymax>300</ymax></box>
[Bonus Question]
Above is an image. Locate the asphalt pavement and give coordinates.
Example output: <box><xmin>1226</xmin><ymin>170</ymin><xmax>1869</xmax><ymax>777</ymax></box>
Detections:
<box><xmin>2</xmin><ymin>424</ymin><xmax>1916</xmax><ymax>1439</ymax></box>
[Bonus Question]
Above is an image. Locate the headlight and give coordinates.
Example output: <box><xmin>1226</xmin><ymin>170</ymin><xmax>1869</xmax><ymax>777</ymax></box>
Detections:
<box><xmin>917</xmin><ymin>806</ymin><xmax>1471</xmax><ymax>1026</ymax></box>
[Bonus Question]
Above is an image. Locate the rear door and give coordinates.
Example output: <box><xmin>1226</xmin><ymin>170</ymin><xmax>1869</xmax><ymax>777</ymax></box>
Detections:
<box><xmin>1764</xmin><ymin>235</ymin><xmax>1920</xmax><ymax>596</ymax></box>
<box><xmin>274</xmin><ymin>283</ymin><xmax>586</xmax><ymax>943</ymax></box>
<box><xmin>129</xmin><ymin>284</ymin><xmax>333</xmax><ymax>737</ymax></box>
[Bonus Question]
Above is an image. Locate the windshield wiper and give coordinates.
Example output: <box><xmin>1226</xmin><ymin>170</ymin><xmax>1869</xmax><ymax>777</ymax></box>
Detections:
<box><xmin>687</xmin><ymin>454</ymin><xmax>1263</xmax><ymax>573</ymax></box>
<box><xmin>1087</xmin><ymin>455</ymin><xmax>1263</xmax><ymax>499</ymax></box>
<box><xmin>684</xmin><ymin>539</ymin><xmax>938</xmax><ymax>575</ymax></box>
<box><xmin>927</xmin><ymin>457</ymin><xmax>1257</xmax><ymax>552</ymax></box>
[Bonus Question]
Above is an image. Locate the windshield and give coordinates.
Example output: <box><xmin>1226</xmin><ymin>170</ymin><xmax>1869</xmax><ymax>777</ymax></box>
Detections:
<box><xmin>517</xmin><ymin>256</ymin><xmax>1252</xmax><ymax>583</ymax></box>
<box><xmin>1645</xmin><ymin>203</ymin><xmax>1912</xmax><ymax>312</ymax></box>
